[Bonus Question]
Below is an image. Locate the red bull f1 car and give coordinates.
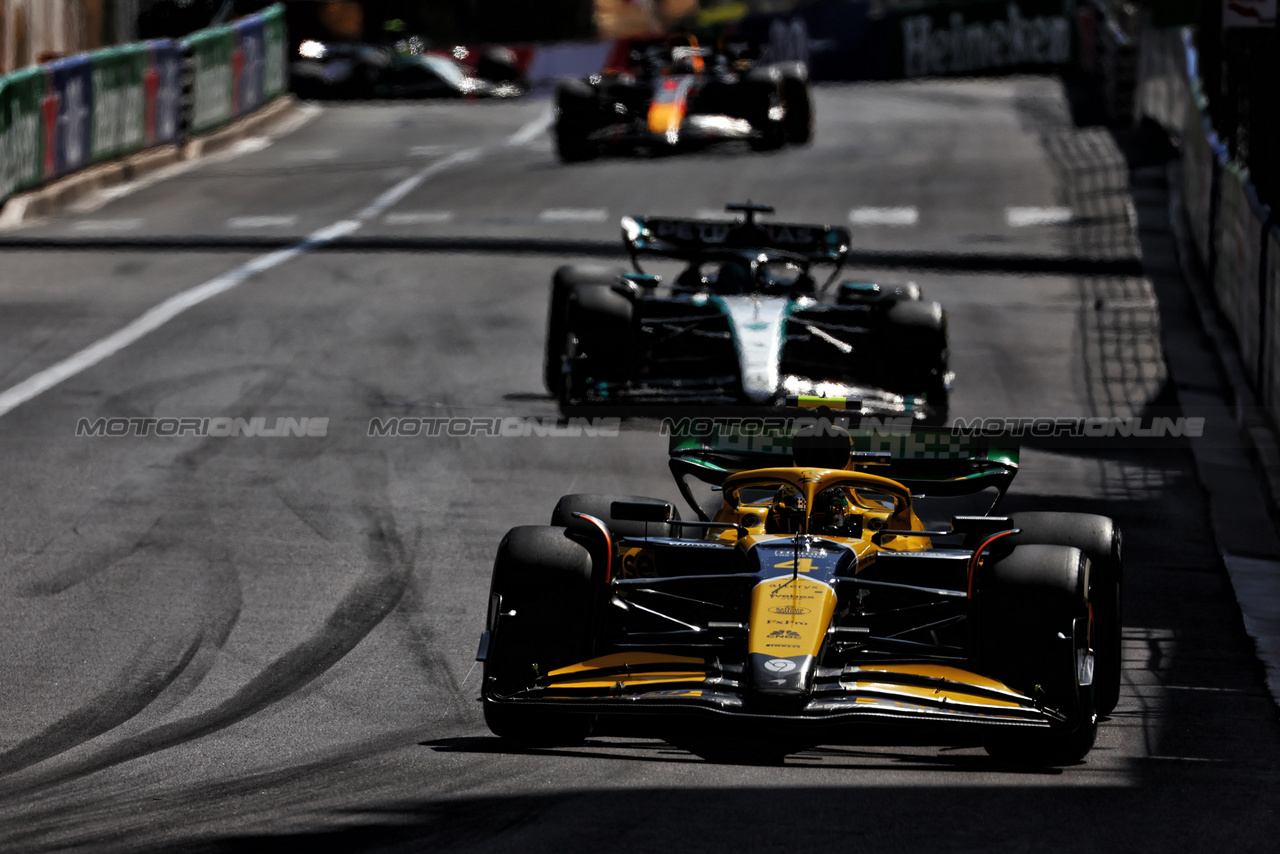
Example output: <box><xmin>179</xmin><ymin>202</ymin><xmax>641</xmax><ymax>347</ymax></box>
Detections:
<box><xmin>478</xmin><ymin>400</ymin><xmax>1123</xmax><ymax>764</ymax></box>
<box><xmin>553</xmin><ymin>35</ymin><xmax>811</xmax><ymax>161</ymax></box>
<box><xmin>545</xmin><ymin>203</ymin><xmax>951</xmax><ymax>422</ymax></box>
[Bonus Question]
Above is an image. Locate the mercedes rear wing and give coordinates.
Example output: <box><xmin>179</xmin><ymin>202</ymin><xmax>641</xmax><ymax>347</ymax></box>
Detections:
<box><xmin>621</xmin><ymin>203</ymin><xmax>851</xmax><ymax>268</ymax></box>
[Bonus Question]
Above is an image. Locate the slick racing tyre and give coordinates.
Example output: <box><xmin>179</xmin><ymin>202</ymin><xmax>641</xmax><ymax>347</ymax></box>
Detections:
<box><xmin>883</xmin><ymin>299</ymin><xmax>949</xmax><ymax>424</ymax></box>
<box><xmin>774</xmin><ymin>62</ymin><xmax>813</xmax><ymax>145</ymax></box>
<box><xmin>978</xmin><ymin>545</ymin><xmax>1098</xmax><ymax>765</ymax></box>
<box><xmin>545</xmin><ymin>265</ymin><xmax>625</xmax><ymax>396</ymax></box>
<box><xmin>554</xmin><ymin>78</ymin><xmax>599</xmax><ymax>163</ymax></box>
<box><xmin>1008</xmin><ymin>513</ymin><xmax>1123</xmax><ymax>717</ymax></box>
<box><xmin>561</xmin><ymin>283</ymin><xmax>634</xmax><ymax>408</ymax></box>
<box><xmin>483</xmin><ymin>526</ymin><xmax>597</xmax><ymax>745</ymax></box>
<box><xmin>550</xmin><ymin>493</ymin><xmax>681</xmax><ymax>539</ymax></box>
<box><xmin>744</xmin><ymin>68</ymin><xmax>785</xmax><ymax>151</ymax></box>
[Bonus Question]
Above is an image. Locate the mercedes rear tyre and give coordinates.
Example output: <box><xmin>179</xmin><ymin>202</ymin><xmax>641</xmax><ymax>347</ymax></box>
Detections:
<box><xmin>545</xmin><ymin>265</ymin><xmax>625</xmax><ymax>396</ymax></box>
<box><xmin>883</xmin><ymin>299</ymin><xmax>949</xmax><ymax>424</ymax></box>
<box><xmin>560</xmin><ymin>283</ymin><xmax>633</xmax><ymax>408</ymax></box>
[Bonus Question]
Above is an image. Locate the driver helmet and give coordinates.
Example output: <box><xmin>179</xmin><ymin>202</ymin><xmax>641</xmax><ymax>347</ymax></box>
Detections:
<box><xmin>767</xmin><ymin>485</ymin><xmax>807</xmax><ymax>535</ymax></box>
<box><xmin>811</xmin><ymin>488</ymin><xmax>853</xmax><ymax>536</ymax></box>
<box><xmin>715</xmin><ymin>261</ymin><xmax>751</xmax><ymax>294</ymax></box>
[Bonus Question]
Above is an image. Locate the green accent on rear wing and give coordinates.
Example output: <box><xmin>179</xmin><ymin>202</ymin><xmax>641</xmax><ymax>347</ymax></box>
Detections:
<box><xmin>667</xmin><ymin>422</ymin><xmax>1020</xmax><ymax>518</ymax></box>
<box><xmin>622</xmin><ymin>215</ymin><xmax>850</xmax><ymax>265</ymax></box>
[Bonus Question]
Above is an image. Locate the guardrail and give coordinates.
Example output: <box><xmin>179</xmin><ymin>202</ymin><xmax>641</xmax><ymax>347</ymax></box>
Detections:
<box><xmin>1134</xmin><ymin>25</ymin><xmax>1279</xmax><ymax>428</ymax></box>
<box><xmin>0</xmin><ymin>3</ymin><xmax>286</xmax><ymax>212</ymax></box>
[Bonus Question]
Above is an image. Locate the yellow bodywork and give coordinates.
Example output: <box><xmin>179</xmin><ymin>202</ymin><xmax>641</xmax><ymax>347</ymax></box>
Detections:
<box><xmin>748</xmin><ymin>575</ymin><xmax>836</xmax><ymax>659</ymax></box>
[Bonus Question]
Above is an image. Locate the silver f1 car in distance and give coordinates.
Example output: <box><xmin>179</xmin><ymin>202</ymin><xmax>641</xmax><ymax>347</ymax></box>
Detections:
<box><xmin>544</xmin><ymin>203</ymin><xmax>952</xmax><ymax>422</ymax></box>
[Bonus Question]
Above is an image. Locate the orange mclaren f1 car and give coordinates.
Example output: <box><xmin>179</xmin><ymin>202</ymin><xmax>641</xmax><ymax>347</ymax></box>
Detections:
<box><xmin>477</xmin><ymin>399</ymin><xmax>1122</xmax><ymax>764</ymax></box>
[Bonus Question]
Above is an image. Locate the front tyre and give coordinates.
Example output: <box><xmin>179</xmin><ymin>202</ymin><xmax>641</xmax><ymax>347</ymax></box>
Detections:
<box><xmin>978</xmin><ymin>544</ymin><xmax>1098</xmax><ymax>765</ymax></box>
<box><xmin>482</xmin><ymin>526</ymin><xmax>597</xmax><ymax>745</ymax></box>
<box><xmin>1008</xmin><ymin>513</ymin><xmax>1123</xmax><ymax>717</ymax></box>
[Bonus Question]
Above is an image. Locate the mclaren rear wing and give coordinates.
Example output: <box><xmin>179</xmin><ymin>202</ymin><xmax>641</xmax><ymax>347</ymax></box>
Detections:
<box><xmin>667</xmin><ymin>411</ymin><xmax>1020</xmax><ymax>519</ymax></box>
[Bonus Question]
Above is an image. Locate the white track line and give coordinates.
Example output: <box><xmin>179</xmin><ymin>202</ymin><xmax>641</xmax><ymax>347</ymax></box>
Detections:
<box><xmin>538</xmin><ymin>208</ymin><xmax>607</xmax><ymax>223</ymax></box>
<box><xmin>1006</xmin><ymin>206</ymin><xmax>1073</xmax><ymax>227</ymax></box>
<box><xmin>849</xmin><ymin>207</ymin><xmax>918</xmax><ymax>226</ymax></box>
<box><xmin>0</xmin><ymin>219</ymin><xmax>357</xmax><ymax>419</ymax></box>
<box><xmin>506</xmin><ymin>107</ymin><xmax>553</xmax><ymax>146</ymax></box>
<box><xmin>384</xmin><ymin>211</ymin><xmax>454</xmax><ymax>225</ymax></box>
<box><xmin>357</xmin><ymin>148</ymin><xmax>480</xmax><ymax>220</ymax></box>
<box><xmin>227</xmin><ymin>215</ymin><xmax>299</xmax><ymax>229</ymax></box>
<box><xmin>72</xmin><ymin>218</ymin><xmax>144</xmax><ymax>232</ymax></box>
<box><xmin>0</xmin><ymin>145</ymin><xmax>485</xmax><ymax>420</ymax></box>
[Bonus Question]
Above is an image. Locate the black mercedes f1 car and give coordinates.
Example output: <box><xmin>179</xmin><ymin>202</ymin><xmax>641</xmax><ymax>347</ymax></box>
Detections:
<box><xmin>545</xmin><ymin>203</ymin><xmax>951</xmax><ymax>422</ymax></box>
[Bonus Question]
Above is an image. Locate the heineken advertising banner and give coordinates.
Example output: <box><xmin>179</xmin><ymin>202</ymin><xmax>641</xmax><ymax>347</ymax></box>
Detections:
<box><xmin>735</xmin><ymin>0</ymin><xmax>1076</xmax><ymax>82</ymax></box>
<box><xmin>88</xmin><ymin>43</ymin><xmax>183</xmax><ymax>164</ymax></box>
<box><xmin>894</xmin><ymin>0</ymin><xmax>1074</xmax><ymax>79</ymax></box>
<box><xmin>0</xmin><ymin>67</ymin><xmax>45</xmax><ymax>201</ymax></box>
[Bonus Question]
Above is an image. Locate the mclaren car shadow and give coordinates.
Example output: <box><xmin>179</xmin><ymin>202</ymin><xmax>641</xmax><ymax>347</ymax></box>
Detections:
<box><xmin>421</xmin><ymin>734</ymin><xmax>1071</xmax><ymax>775</ymax></box>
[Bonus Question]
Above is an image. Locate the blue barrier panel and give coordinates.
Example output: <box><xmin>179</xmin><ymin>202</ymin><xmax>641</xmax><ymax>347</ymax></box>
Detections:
<box><xmin>738</xmin><ymin>0</ymin><xmax>878</xmax><ymax>82</ymax></box>
<box><xmin>46</xmin><ymin>56</ymin><xmax>94</xmax><ymax>180</ymax></box>
<box><xmin>234</xmin><ymin>16</ymin><xmax>267</xmax><ymax>118</ymax></box>
<box><xmin>147</xmin><ymin>40</ymin><xmax>184</xmax><ymax>146</ymax></box>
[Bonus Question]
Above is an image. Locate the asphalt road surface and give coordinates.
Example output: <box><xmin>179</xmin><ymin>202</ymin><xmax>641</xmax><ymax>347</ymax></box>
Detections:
<box><xmin>1</xmin><ymin>79</ymin><xmax>1278</xmax><ymax>852</ymax></box>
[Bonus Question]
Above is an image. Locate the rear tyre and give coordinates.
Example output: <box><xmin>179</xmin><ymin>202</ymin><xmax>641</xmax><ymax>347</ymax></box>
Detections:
<box><xmin>482</xmin><ymin>526</ymin><xmax>597</xmax><ymax>745</ymax></box>
<box><xmin>1008</xmin><ymin>513</ymin><xmax>1123</xmax><ymax>717</ymax></box>
<box><xmin>978</xmin><ymin>545</ymin><xmax>1098</xmax><ymax>765</ymax></box>
<box><xmin>776</xmin><ymin>63</ymin><xmax>812</xmax><ymax>145</ymax></box>
<box><xmin>551</xmin><ymin>493</ymin><xmax>681</xmax><ymax>538</ymax></box>
<box><xmin>883</xmin><ymin>300</ymin><xmax>949</xmax><ymax>424</ymax></box>
<box><xmin>561</xmin><ymin>283</ymin><xmax>634</xmax><ymax>408</ymax></box>
<box><xmin>554</xmin><ymin>79</ymin><xmax>599</xmax><ymax>163</ymax></box>
<box><xmin>545</xmin><ymin>265</ymin><xmax>625</xmax><ymax>396</ymax></box>
<box><xmin>745</xmin><ymin>68</ymin><xmax>785</xmax><ymax>151</ymax></box>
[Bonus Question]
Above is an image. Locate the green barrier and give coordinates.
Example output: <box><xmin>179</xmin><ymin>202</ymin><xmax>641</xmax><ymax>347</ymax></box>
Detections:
<box><xmin>89</xmin><ymin>45</ymin><xmax>149</xmax><ymax>164</ymax></box>
<box><xmin>263</xmin><ymin>4</ymin><xmax>288</xmax><ymax>101</ymax></box>
<box><xmin>187</xmin><ymin>26</ymin><xmax>236</xmax><ymax>134</ymax></box>
<box><xmin>0</xmin><ymin>67</ymin><xmax>47</xmax><ymax>202</ymax></box>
